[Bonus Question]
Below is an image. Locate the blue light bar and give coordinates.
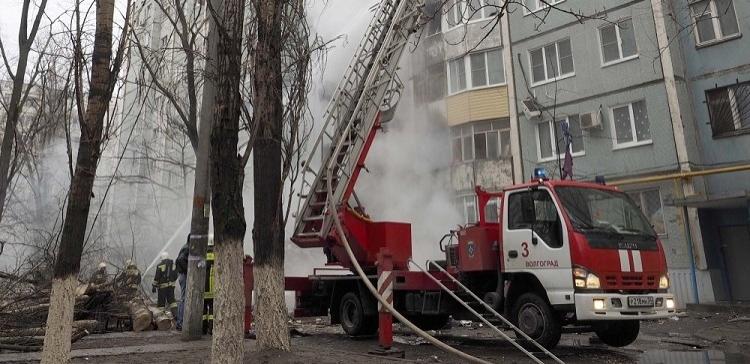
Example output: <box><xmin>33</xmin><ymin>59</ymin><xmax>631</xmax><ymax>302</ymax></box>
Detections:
<box><xmin>533</xmin><ymin>167</ymin><xmax>548</xmax><ymax>180</ymax></box>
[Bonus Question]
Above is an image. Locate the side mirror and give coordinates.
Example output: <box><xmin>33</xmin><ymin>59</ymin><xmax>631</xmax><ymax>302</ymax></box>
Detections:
<box><xmin>521</xmin><ymin>194</ymin><xmax>536</xmax><ymax>227</ymax></box>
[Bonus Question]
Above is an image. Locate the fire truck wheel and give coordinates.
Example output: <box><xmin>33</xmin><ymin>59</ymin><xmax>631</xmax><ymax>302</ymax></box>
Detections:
<box><xmin>339</xmin><ymin>292</ymin><xmax>377</xmax><ymax>336</ymax></box>
<box><xmin>594</xmin><ymin>320</ymin><xmax>640</xmax><ymax>347</ymax></box>
<box><xmin>511</xmin><ymin>293</ymin><xmax>562</xmax><ymax>349</ymax></box>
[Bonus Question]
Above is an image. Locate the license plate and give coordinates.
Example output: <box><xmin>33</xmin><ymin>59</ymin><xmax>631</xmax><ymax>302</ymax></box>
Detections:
<box><xmin>628</xmin><ymin>296</ymin><xmax>655</xmax><ymax>308</ymax></box>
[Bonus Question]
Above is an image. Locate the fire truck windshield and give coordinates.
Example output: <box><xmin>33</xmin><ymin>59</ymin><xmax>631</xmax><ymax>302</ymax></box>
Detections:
<box><xmin>555</xmin><ymin>187</ymin><xmax>657</xmax><ymax>240</ymax></box>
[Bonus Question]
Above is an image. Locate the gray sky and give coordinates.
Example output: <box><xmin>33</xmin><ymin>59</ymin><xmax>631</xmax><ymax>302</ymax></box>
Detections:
<box><xmin>0</xmin><ymin>0</ymin><xmax>374</xmax><ymax>61</ymax></box>
<box><xmin>0</xmin><ymin>0</ymin><xmax>132</xmax><ymax>60</ymax></box>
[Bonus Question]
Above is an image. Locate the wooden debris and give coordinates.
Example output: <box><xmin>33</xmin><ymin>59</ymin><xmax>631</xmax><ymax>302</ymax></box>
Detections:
<box><xmin>148</xmin><ymin>307</ymin><xmax>173</xmax><ymax>331</ymax></box>
<box><xmin>128</xmin><ymin>298</ymin><xmax>153</xmax><ymax>332</ymax></box>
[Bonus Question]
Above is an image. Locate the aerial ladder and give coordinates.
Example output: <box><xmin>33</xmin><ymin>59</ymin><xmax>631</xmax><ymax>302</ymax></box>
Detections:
<box><xmin>291</xmin><ymin>0</ymin><xmax>422</xmax><ymax>258</ymax></box>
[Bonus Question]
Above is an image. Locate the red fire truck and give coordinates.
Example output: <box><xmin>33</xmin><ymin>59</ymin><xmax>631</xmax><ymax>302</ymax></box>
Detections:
<box><xmin>287</xmin><ymin>170</ymin><xmax>677</xmax><ymax>349</ymax></box>
<box><xmin>279</xmin><ymin>0</ymin><xmax>677</xmax><ymax>351</ymax></box>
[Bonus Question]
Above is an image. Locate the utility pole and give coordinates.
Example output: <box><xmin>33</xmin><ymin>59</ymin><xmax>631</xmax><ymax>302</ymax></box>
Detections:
<box><xmin>182</xmin><ymin>0</ymin><xmax>219</xmax><ymax>340</ymax></box>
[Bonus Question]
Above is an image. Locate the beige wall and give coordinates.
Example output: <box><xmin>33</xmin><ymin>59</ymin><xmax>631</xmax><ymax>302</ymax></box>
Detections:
<box><xmin>445</xmin><ymin>86</ymin><xmax>509</xmax><ymax>126</ymax></box>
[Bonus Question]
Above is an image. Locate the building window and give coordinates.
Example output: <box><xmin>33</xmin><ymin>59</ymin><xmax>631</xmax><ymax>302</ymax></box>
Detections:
<box><xmin>691</xmin><ymin>0</ymin><xmax>740</xmax><ymax>45</ymax></box>
<box><xmin>470</xmin><ymin>49</ymin><xmax>504</xmax><ymax>88</ymax></box>
<box><xmin>452</xmin><ymin>119</ymin><xmax>511</xmax><ymax>162</ymax></box>
<box><xmin>523</xmin><ymin>0</ymin><xmax>565</xmax><ymax>14</ymax></box>
<box><xmin>448</xmin><ymin>57</ymin><xmax>467</xmax><ymax>93</ymax></box>
<box><xmin>424</xmin><ymin>0</ymin><xmax>443</xmax><ymax>36</ymax></box>
<box><xmin>627</xmin><ymin>189</ymin><xmax>666</xmax><ymax>236</ymax></box>
<box><xmin>529</xmin><ymin>38</ymin><xmax>574</xmax><ymax>85</ymax></box>
<box><xmin>599</xmin><ymin>18</ymin><xmax>638</xmax><ymax>65</ymax></box>
<box><xmin>706</xmin><ymin>81</ymin><xmax>750</xmax><ymax>137</ymax></box>
<box><xmin>484</xmin><ymin>196</ymin><xmax>501</xmax><ymax>223</ymax></box>
<box><xmin>445</xmin><ymin>0</ymin><xmax>466</xmax><ymax>29</ymax></box>
<box><xmin>468</xmin><ymin>0</ymin><xmax>500</xmax><ymax>21</ymax></box>
<box><xmin>458</xmin><ymin>195</ymin><xmax>478</xmax><ymax>224</ymax></box>
<box><xmin>447</xmin><ymin>48</ymin><xmax>504</xmax><ymax>94</ymax></box>
<box><xmin>417</xmin><ymin>62</ymin><xmax>447</xmax><ymax>104</ymax></box>
<box><xmin>536</xmin><ymin>116</ymin><xmax>584</xmax><ymax>161</ymax></box>
<box><xmin>445</xmin><ymin>0</ymin><xmax>498</xmax><ymax>29</ymax></box>
<box><xmin>610</xmin><ymin>100</ymin><xmax>652</xmax><ymax>148</ymax></box>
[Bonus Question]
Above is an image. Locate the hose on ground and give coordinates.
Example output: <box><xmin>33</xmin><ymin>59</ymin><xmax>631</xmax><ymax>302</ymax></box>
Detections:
<box><xmin>326</xmin><ymin>167</ymin><xmax>491</xmax><ymax>364</ymax></box>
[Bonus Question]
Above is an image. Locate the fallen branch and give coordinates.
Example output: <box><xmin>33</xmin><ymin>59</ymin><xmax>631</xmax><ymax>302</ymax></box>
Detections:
<box><xmin>0</xmin><ymin>343</ymin><xmax>40</xmax><ymax>352</ymax></box>
<box><xmin>0</xmin><ymin>327</ymin><xmax>45</xmax><ymax>338</ymax></box>
<box><xmin>661</xmin><ymin>338</ymin><xmax>707</xmax><ymax>349</ymax></box>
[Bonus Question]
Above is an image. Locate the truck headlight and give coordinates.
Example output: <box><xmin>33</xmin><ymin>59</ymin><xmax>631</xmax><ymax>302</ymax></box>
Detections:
<box><xmin>573</xmin><ymin>267</ymin><xmax>600</xmax><ymax>289</ymax></box>
<box><xmin>666</xmin><ymin>298</ymin><xmax>675</xmax><ymax>309</ymax></box>
<box><xmin>586</xmin><ymin>273</ymin><xmax>601</xmax><ymax>289</ymax></box>
<box><xmin>659</xmin><ymin>275</ymin><xmax>669</xmax><ymax>289</ymax></box>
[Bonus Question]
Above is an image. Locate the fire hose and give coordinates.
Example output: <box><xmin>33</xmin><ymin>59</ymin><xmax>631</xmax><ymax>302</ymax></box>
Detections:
<box><xmin>326</xmin><ymin>167</ymin><xmax>491</xmax><ymax>364</ymax></box>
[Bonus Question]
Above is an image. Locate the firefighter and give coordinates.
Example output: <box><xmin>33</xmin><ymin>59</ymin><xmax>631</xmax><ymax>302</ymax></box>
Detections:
<box><xmin>89</xmin><ymin>262</ymin><xmax>109</xmax><ymax>289</ymax></box>
<box><xmin>175</xmin><ymin>241</ymin><xmax>189</xmax><ymax>330</ymax></box>
<box><xmin>203</xmin><ymin>244</ymin><xmax>215</xmax><ymax>334</ymax></box>
<box><xmin>115</xmin><ymin>260</ymin><xmax>142</xmax><ymax>301</ymax></box>
<box><xmin>152</xmin><ymin>251</ymin><xmax>178</xmax><ymax>317</ymax></box>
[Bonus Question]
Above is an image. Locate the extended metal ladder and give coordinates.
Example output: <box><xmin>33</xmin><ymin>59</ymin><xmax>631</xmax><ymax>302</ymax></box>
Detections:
<box><xmin>292</xmin><ymin>0</ymin><xmax>423</xmax><ymax>247</ymax></box>
<box><xmin>411</xmin><ymin>260</ymin><xmax>566</xmax><ymax>364</ymax></box>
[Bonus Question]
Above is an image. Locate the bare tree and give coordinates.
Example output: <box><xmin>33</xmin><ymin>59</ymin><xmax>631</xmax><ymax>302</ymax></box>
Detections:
<box><xmin>0</xmin><ymin>0</ymin><xmax>50</xmax><ymax>225</ymax></box>
<box><xmin>207</xmin><ymin>0</ymin><xmax>246</xmax><ymax>361</ymax></box>
<box><xmin>251</xmin><ymin>0</ymin><xmax>289</xmax><ymax>351</ymax></box>
<box><xmin>39</xmin><ymin>0</ymin><xmax>130</xmax><ymax>361</ymax></box>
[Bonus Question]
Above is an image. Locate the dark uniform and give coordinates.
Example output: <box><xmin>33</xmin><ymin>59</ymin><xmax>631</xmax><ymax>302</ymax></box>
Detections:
<box><xmin>152</xmin><ymin>258</ymin><xmax>178</xmax><ymax>316</ymax></box>
<box><xmin>89</xmin><ymin>268</ymin><xmax>109</xmax><ymax>288</ymax></box>
<box><xmin>203</xmin><ymin>248</ymin><xmax>215</xmax><ymax>334</ymax></box>
<box><xmin>115</xmin><ymin>263</ymin><xmax>142</xmax><ymax>302</ymax></box>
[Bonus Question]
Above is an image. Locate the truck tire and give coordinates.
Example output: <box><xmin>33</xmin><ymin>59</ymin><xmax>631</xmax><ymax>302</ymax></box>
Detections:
<box><xmin>511</xmin><ymin>292</ymin><xmax>562</xmax><ymax>350</ymax></box>
<box><xmin>339</xmin><ymin>292</ymin><xmax>377</xmax><ymax>336</ymax></box>
<box><xmin>594</xmin><ymin>320</ymin><xmax>640</xmax><ymax>347</ymax></box>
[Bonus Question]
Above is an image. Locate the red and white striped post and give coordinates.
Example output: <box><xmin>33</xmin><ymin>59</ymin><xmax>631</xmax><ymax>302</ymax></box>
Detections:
<box><xmin>377</xmin><ymin>248</ymin><xmax>394</xmax><ymax>349</ymax></box>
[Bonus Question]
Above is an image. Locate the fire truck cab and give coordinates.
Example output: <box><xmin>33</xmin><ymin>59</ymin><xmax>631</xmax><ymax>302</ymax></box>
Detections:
<box><xmin>442</xmin><ymin>169</ymin><xmax>677</xmax><ymax>348</ymax></box>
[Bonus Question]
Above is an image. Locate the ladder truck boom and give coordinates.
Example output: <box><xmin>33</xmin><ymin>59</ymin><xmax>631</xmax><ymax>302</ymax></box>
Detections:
<box><xmin>291</xmin><ymin>0</ymin><xmax>423</xmax><ymax>250</ymax></box>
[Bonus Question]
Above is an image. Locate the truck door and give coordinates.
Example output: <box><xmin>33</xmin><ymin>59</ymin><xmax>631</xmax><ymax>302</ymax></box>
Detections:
<box><xmin>503</xmin><ymin>188</ymin><xmax>573</xmax><ymax>306</ymax></box>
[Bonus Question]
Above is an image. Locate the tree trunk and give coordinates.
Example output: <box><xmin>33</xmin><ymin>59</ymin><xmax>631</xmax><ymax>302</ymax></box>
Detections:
<box><xmin>253</xmin><ymin>0</ymin><xmax>290</xmax><ymax>351</ymax></box>
<box><xmin>211</xmin><ymin>239</ymin><xmax>245</xmax><ymax>363</ymax></box>
<box><xmin>38</xmin><ymin>275</ymin><xmax>76</xmax><ymax>363</ymax></box>
<box><xmin>182</xmin><ymin>0</ymin><xmax>220</xmax><ymax>341</ymax></box>
<box><xmin>40</xmin><ymin>0</ymin><xmax>116</xmax><ymax>362</ymax></box>
<box><xmin>208</xmin><ymin>0</ymin><xmax>247</xmax><ymax>362</ymax></box>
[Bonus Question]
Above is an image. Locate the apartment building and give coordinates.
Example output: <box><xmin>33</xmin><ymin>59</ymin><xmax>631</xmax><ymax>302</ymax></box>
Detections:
<box><xmin>108</xmin><ymin>0</ymin><xmax>201</xmax><ymax>263</ymax></box>
<box><xmin>664</xmin><ymin>0</ymin><xmax>750</xmax><ymax>302</ymax></box>
<box><xmin>407</xmin><ymin>0</ymin><xmax>750</xmax><ymax>305</ymax></box>
<box><xmin>409</xmin><ymin>0</ymin><xmax>518</xmax><ymax>225</ymax></box>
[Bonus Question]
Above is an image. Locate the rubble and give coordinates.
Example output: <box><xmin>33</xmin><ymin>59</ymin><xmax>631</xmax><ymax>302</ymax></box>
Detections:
<box><xmin>728</xmin><ymin>316</ymin><xmax>750</xmax><ymax>323</ymax></box>
<box><xmin>0</xmin><ymin>266</ymin><xmax>175</xmax><ymax>353</ymax></box>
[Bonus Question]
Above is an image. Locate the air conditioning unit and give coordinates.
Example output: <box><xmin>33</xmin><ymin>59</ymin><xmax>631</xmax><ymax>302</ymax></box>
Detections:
<box><xmin>580</xmin><ymin>108</ymin><xmax>603</xmax><ymax>130</ymax></box>
<box><xmin>522</xmin><ymin>97</ymin><xmax>541</xmax><ymax>119</ymax></box>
